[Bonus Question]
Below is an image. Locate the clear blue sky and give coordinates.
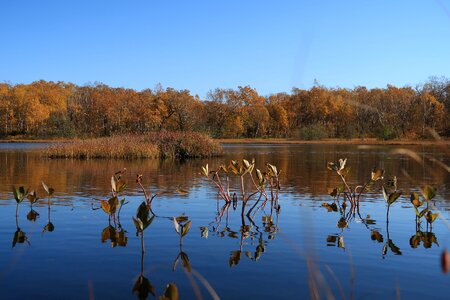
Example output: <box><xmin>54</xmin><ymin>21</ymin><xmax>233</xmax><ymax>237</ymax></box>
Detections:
<box><xmin>1</xmin><ymin>0</ymin><xmax>449</xmax><ymax>98</ymax></box>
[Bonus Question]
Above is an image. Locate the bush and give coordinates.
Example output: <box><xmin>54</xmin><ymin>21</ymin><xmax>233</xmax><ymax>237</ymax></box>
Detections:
<box><xmin>378</xmin><ymin>125</ymin><xmax>397</xmax><ymax>140</ymax></box>
<box><xmin>297</xmin><ymin>124</ymin><xmax>328</xmax><ymax>140</ymax></box>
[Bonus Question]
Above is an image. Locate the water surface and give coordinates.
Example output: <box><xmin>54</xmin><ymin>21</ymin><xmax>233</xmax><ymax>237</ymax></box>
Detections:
<box><xmin>0</xmin><ymin>143</ymin><xmax>448</xmax><ymax>299</ymax></box>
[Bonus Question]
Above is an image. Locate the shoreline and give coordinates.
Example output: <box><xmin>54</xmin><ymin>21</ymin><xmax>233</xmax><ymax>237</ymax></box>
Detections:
<box><xmin>0</xmin><ymin>137</ymin><xmax>449</xmax><ymax>146</ymax></box>
<box><xmin>216</xmin><ymin>138</ymin><xmax>450</xmax><ymax>145</ymax></box>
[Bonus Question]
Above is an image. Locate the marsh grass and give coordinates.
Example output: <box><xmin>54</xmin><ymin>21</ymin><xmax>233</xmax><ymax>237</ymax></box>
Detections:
<box><xmin>45</xmin><ymin>132</ymin><xmax>222</xmax><ymax>159</ymax></box>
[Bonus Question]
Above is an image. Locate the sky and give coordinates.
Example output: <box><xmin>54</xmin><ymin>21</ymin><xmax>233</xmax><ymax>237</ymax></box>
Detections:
<box><xmin>1</xmin><ymin>0</ymin><xmax>450</xmax><ymax>98</ymax></box>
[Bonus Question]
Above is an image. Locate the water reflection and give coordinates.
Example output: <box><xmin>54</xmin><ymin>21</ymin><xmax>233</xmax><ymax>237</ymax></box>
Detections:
<box><xmin>0</xmin><ymin>144</ymin><xmax>448</xmax><ymax>299</ymax></box>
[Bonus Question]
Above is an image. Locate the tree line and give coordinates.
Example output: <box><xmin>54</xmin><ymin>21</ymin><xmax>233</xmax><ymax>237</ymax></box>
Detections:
<box><xmin>0</xmin><ymin>77</ymin><xmax>448</xmax><ymax>139</ymax></box>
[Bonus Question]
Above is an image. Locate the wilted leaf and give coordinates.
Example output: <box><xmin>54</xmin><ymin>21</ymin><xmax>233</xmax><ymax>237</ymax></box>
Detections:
<box><xmin>229</xmin><ymin>250</ymin><xmax>241</xmax><ymax>267</ymax></box>
<box><xmin>180</xmin><ymin>251</ymin><xmax>191</xmax><ymax>272</ymax></box>
<box><xmin>163</xmin><ymin>283</ymin><xmax>179</xmax><ymax>300</ymax></box>
<box><xmin>173</xmin><ymin>217</ymin><xmax>180</xmax><ymax>234</ymax></box>
<box><xmin>371</xmin><ymin>168</ymin><xmax>384</xmax><ymax>181</ymax></box>
<box><xmin>132</xmin><ymin>275</ymin><xmax>155</xmax><ymax>298</ymax></box>
<box><xmin>421</xmin><ymin>185</ymin><xmax>436</xmax><ymax>201</ymax></box>
<box><xmin>410</xmin><ymin>192</ymin><xmax>423</xmax><ymax>208</ymax></box>
<box><xmin>337</xmin><ymin>217</ymin><xmax>347</xmax><ymax>229</ymax></box>
<box><xmin>416</xmin><ymin>208</ymin><xmax>429</xmax><ymax>218</ymax></box>
<box><xmin>27</xmin><ymin>209</ymin><xmax>39</xmax><ymax>221</ymax></box>
<box><xmin>409</xmin><ymin>232</ymin><xmax>421</xmax><ymax>249</ymax></box>
<box><xmin>425</xmin><ymin>211</ymin><xmax>438</xmax><ymax>224</ymax></box>
<box><xmin>12</xmin><ymin>186</ymin><xmax>27</xmax><ymax>204</ymax></box>
<box><xmin>388</xmin><ymin>190</ymin><xmax>402</xmax><ymax>205</ymax></box>
<box><xmin>201</xmin><ymin>164</ymin><xmax>209</xmax><ymax>177</ymax></box>
<box><xmin>43</xmin><ymin>222</ymin><xmax>54</xmax><ymax>233</ymax></box>
<box><xmin>326</xmin><ymin>235</ymin><xmax>337</xmax><ymax>246</ymax></box>
<box><xmin>111</xmin><ymin>176</ymin><xmax>117</xmax><ymax>192</ymax></box>
<box><xmin>41</xmin><ymin>182</ymin><xmax>54</xmax><ymax>197</ymax></box>
<box><xmin>175</xmin><ymin>215</ymin><xmax>189</xmax><ymax>223</ymax></box>
<box><xmin>136</xmin><ymin>202</ymin><xmax>149</xmax><ymax>221</ymax></box>
<box><xmin>101</xmin><ymin>226</ymin><xmax>112</xmax><ymax>243</ymax></box>
<box><xmin>370</xmin><ymin>230</ymin><xmax>384</xmax><ymax>243</ymax></box>
<box><xmin>200</xmin><ymin>226</ymin><xmax>208</xmax><ymax>238</ymax></box>
<box><xmin>322</xmin><ymin>203</ymin><xmax>338</xmax><ymax>212</ymax></box>
<box><xmin>27</xmin><ymin>190</ymin><xmax>40</xmax><ymax>204</ymax></box>
<box><xmin>116</xmin><ymin>180</ymin><xmax>127</xmax><ymax>193</ymax></box>
<box><xmin>256</xmin><ymin>169</ymin><xmax>264</xmax><ymax>185</ymax></box>
<box><xmin>327</xmin><ymin>187</ymin><xmax>338</xmax><ymax>198</ymax></box>
<box><xmin>181</xmin><ymin>220</ymin><xmax>192</xmax><ymax>237</ymax></box>
<box><xmin>388</xmin><ymin>239</ymin><xmax>402</xmax><ymax>255</ymax></box>
<box><xmin>338</xmin><ymin>236</ymin><xmax>345</xmax><ymax>249</ymax></box>
<box><xmin>12</xmin><ymin>229</ymin><xmax>27</xmax><ymax>247</ymax></box>
<box><xmin>133</xmin><ymin>217</ymin><xmax>144</xmax><ymax>232</ymax></box>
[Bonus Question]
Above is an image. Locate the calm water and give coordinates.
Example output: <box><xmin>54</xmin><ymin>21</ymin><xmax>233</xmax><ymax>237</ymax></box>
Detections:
<box><xmin>0</xmin><ymin>143</ymin><xmax>449</xmax><ymax>299</ymax></box>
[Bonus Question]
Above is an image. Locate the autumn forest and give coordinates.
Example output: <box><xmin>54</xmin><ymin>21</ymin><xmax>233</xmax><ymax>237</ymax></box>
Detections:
<box><xmin>0</xmin><ymin>77</ymin><xmax>448</xmax><ymax>140</ymax></box>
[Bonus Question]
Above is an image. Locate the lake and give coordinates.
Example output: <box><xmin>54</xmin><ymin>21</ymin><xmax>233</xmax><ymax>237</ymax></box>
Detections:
<box><xmin>0</xmin><ymin>143</ymin><xmax>449</xmax><ymax>299</ymax></box>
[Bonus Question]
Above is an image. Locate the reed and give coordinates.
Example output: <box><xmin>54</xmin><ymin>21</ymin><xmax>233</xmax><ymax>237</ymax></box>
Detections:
<box><xmin>45</xmin><ymin>132</ymin><xmax>222</xmax><ymax>159</ymax></box>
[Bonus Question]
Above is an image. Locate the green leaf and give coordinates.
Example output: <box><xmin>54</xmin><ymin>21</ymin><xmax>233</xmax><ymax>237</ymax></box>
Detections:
<box><xmin>181</xmin><ymin>220</ymin><xmax>192</xmax><ymax>237</ymax></box>
<box><xmin>421</xmin><ymin>185</ymin><xmax>436</xmax><ymax>201</ymax></box>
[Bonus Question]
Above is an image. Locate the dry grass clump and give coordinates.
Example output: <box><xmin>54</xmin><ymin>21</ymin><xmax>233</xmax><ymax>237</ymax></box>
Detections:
<box><xmin>45</xmin><ymin>132</ymin><xmax>222</xmax><ymax>159</ymax></box>
<box><xmin>148</xmin><ymin>131</ymin><xmax>223</xmax><ymax>159</ymax></box>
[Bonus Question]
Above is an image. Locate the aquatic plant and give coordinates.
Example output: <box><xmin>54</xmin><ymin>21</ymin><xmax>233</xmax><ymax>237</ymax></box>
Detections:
<box><xmin>42</xmin><ymin>182</ymin><xmax>55</xmax><ymax>233</ymax></box>
<box><xmin>201</xmin><ymin>159</ymin><xmax>281</xmax><ymax>217</ymax></box>
<box><xmin>26</xmin><ymin>190</ymin><xmax>40</xmax><ymax>221</ymax></box>
<box><xmin>173</xmin><ymin>215</ymin><xmax>192</xmax><ymax>247</ymax></box>
<box><xmin>12</xmin><ymin>186</ymin><xmax>28</xmax><ymax>218</ymax></box>
<box><xmin>96</xmin><ymin>170</ymin><xmax>129</xmax><ymax>223</ymax></box>
<box><xmin>327</xmin><ymin>158</ymin><xmax>385</xmax><ymax>206</ymax></box>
